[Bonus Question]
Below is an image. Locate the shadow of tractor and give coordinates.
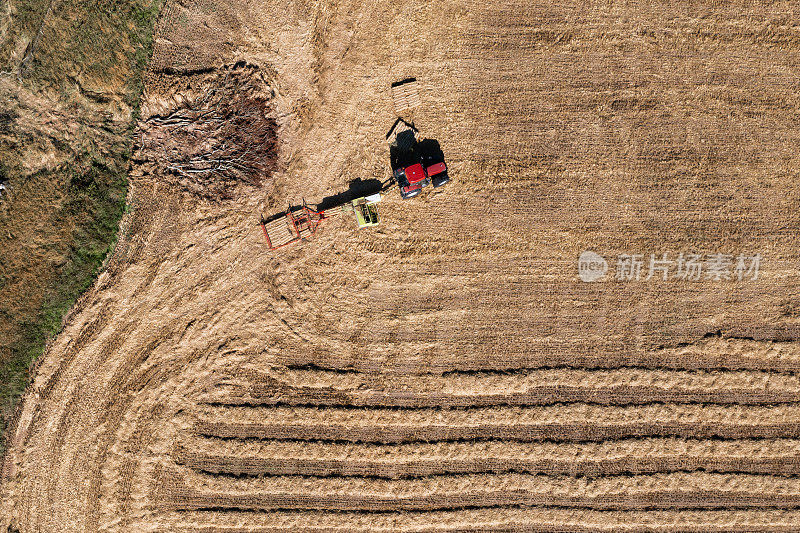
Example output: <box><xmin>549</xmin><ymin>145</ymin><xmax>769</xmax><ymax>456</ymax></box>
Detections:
<box><xmin>316</xmin><ymin>178</ymin><xmax>384</xmax><ymax>212</ymax></box>
<box><xmin>262</xmin><ymin>177</ymin><xmax>391</xmax><ymax>225</ymax></box>
<box><xmin>389</xmin><ymin>129</ymin><xmax>420</xmax><ymax>173</ymax></box>
<box><xmin>387</xmin><ymin>117</ymin><xmax>446</xmax><ymax>173</ymax></box>
<box><xmin>416</xmin><ymin>138</ymin><xmax>445</xmax><ymax>168</ymax></box>
<box><xmin>262</xmin><ymin>119</ymin><xmax>448</xmax><ymax>225</ymax></box>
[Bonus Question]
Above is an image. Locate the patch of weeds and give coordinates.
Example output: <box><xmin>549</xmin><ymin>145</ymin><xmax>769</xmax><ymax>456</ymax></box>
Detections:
<box><xmin>0</xmin><ymin>0</ymin><xmax>162</xmax><ymax>455</ymax></box>
<box><xmin>0</xmin><ymin>0</ymin><xmax>51</xmax><ymax>68</ymax></box>
<box><xmin>0</xmin><ymin>110</ymin><xmax>17</xmax><ymax>134</ymax></box>
<box><xmin>125</xmin><ymin>2</ymin><xmax>162</xmax><ymax>113</ymax></box>
<box><xmin>0</xmin><ymin>156</ymin><xmax>128</xmax><ymax>454</ymax></box>
<box><xmin>20</xmin><ymin>0</ymin><xmax>162</xmax><ymax>98</ymax></box>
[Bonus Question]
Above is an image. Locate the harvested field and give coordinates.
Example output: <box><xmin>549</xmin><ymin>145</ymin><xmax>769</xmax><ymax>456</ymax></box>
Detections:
<box><xmin>3</xmin><ymin>0</ymin><xmax>800</xmax><ymax>531</ymax></box>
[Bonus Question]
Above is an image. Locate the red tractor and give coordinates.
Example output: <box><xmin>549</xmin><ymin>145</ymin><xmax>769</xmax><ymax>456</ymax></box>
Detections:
<box><xmin>393</xmin><ymin>136</ymin><xmax>450</xmax><ymax>199</ymax></box>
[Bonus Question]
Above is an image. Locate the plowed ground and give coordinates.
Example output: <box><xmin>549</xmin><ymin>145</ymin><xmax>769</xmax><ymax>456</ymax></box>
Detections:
<box><xmin>3</xmin><ymin>0</ymin><xmax>800</xmax><ymax>531</ymax></box>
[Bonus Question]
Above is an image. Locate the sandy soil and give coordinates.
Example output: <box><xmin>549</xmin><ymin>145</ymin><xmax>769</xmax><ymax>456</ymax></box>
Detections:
<box><xmin>3</xmin><ymin>0</ymin><xmax>800</xmax><ymax>531</ymax></box>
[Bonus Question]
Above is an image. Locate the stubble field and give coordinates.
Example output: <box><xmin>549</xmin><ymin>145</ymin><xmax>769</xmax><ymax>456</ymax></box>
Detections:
<box><xmin>3</xmin><ymin>0</ymin><xmax>800</xmax><ymax>531</ymax></box>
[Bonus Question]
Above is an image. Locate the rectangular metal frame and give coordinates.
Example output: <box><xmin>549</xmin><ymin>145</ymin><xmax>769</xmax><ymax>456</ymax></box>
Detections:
<box><xmin>261</xmin><ymin>204</ymin><xmax>325</xmax><ymax>250</ymax></box>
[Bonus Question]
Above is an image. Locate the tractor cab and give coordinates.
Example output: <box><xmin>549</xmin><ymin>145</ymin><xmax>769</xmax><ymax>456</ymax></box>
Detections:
<box><xmin>389</xmin><ymin>121</ymin><xmax>450</xmax><ymax>199</ymax></box>
<box><xmin>395</xmin><ymin>161</ymin><xmax>430</xmax><ymax>199</ymax></box>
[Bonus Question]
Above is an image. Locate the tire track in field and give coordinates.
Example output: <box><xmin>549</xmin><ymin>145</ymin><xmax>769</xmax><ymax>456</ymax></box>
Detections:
<box><xmin>271</xmin><ymin>340</ymin><xmax>800</xmax><ymax>374</ymax></box>
<box><xmin>191</xmin><ymin>403</ymin><xmax>800</xmax><ymax>442</ymax></box>
<box><xmin>131</xmin><ymin>508</ymin><xmax>800</xmax><ymax>533</ymax></box>
<box><xmin>173</xmin><ymin>437</ymin><xmax>800</xmax><ymax>478</ymax></box>
<box><xmin>195</xmin><ymin>421</ymin><xmax>800</xmax><ymax>443</ymax></box>
<box><xmin>154</xmin><ymin>469</ymin><xmax>800</xmax><ymax>512</ymax></box>
<box><xmin>199</xmin><ymin>367</ymin><xmax>800</xmax><ymax>407</ymax></box>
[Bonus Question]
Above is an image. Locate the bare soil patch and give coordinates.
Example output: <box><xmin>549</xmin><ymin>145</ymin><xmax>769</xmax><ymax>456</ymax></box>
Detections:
<box><xmin>137</xmin><ymin>63</ymin><xmax>278</xmax><ymax>200</ymax></box>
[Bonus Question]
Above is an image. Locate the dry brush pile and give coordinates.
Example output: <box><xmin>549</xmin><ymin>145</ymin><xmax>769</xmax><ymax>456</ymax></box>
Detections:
<box><xmin>135</xmin><ymin>63</ymin><xmax>278</xmax><ymax>199</ymax></box>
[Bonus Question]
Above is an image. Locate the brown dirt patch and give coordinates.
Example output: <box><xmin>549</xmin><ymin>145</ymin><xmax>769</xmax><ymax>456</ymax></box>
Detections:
<box><xmin>136</xmin><ymin>63</ymin><xmax>278</xmax><ymax>200</ymax></box>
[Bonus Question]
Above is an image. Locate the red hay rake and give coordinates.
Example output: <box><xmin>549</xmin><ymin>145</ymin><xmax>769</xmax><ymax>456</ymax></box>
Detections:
<box><xmin>260</xmin><ymin>202</ymin><xmax>328</xmax><ymax>250</ymax></box>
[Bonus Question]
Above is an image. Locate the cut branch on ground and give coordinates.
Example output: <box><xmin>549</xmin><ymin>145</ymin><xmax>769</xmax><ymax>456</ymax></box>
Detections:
<box><xmin>136</xmin><ymin>64</ymin><xmax>278</xmax><ymax>200</ymax></box>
